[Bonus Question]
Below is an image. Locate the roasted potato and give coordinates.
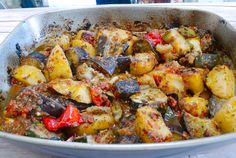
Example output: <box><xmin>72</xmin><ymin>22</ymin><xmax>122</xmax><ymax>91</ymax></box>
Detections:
<box><xmin>154</xmin><ymin>72</ymin><xmax>185</xmax><ymax>98</ymax></box>
<box><xmin>155</xmin><ymin>44</ymin><xmax>176</xmax><ymax>61</ymax></box>
<box><xmin>162</xmin><ymin>29</ymin><xmax>190</xmax><ymax>57</ymax></box>
<box><xmin>137</xmin><ymin>73</ymin><xmax>157</xmax><ymax>87</ymax></box>
<box><xmin>45</xmin><ymin>45</ymin><xmax>73</xmax><ymax>81</ymax></box>
<box><xmin>49</xmin><ymin>78</ymin><xmax>92</xmax><ymax>104</ymax></box>
<box><xmin>130</xmin><ymin>52</ymin><xmax>157</xmax><ymax>75</ymax></box>
<box><xmin>214</xmin><ymin>96</ymin><xmax>236</xmax><ymax>133</ymax></box>
<box><xmin>135</xmin><ymin>106</ymin><xmax>172</xmax><ymax>143</ymax></box>
<box><xmin>206</xmin><ymin>65</ymin><xmax>235</xmax><ymax>99</ymax></box>
<box><xmin>184</xmin><ymin>112</ymin><xmax>220</xmax><ymax>138</ymax></box>
<box><xmin>187</xmin><ymin>37</ymin><xmax>202</xmax><ymax>54</ymax></box>
<box><xmin>58</xmin><ymin>34</ymin><xmax>70</xmax><ymax>50</ymax></box>
<box><xmin>71</xmin><ymin>113</ymin><xmax>115</xmax><ymax>135</ymax></box>
<box><xmin>13</xmin><ymin>65</ymin><xmax>46</xmax><ymax>85</ymax></box>
<box><xmin>180</xmin><ymin>96</ymin><xmax>208</xmax><ymax>118</ymax></box>
<box><xmin>181</xmin><ymin>68</ymin><xmax>205</xmax><ymax>95</ymax></box>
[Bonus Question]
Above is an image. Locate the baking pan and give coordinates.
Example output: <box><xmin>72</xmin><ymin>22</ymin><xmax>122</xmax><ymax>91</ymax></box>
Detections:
<box><xmin>0</xmin><ymin>5</ymin><xmax>236</xmax><ymax>158</ymax></box>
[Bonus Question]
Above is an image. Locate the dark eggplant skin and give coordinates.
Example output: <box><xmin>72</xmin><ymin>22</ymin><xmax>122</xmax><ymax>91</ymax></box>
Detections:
<box><xmin>39</xmin><ymin>94</ymin><xmax>66</xmax><ymax>117</ymax></box>
<box><xmin>194</xmin><ymin>53</ymin><xmax>220</xmax><ymax>69</ymax></box>
<box><xmin>90</xmin><ymin>56</ymin><xmax>118</xmax><ymax>76</ymax></box>
<box><xmin>115</xmin><ymin>79</ymin><xmax>140</xmax><ymax>98</ymax></box>
<box><xmin>115</xmin><ymin>135</ymin><xmax>141</xmax><ymax>144</ymax></box>
<box><xmin>132</xmin><ymin>39</ymin><xmax>161</xmax><ymax>62</ymax></box>
<box><xmin>164</xmin><ymin>106</ymin><xmax>184</xmax><ymax>135</ymax></box>
<box><xmin>116</xmin><ymin>55</ymin><xmax>131</xmax><ymax>73</ymax></box>
<box><xmin>129</xmin><ymin>86</ymin><xmax>168</xmax><ymax>112</ymax></box>
<box><xmin>96</xmin><ymin>35</ymin><xmax>108</xmax><ymax>57</ymax></box>
<box><xmin>20</xmin><ymin>52</ymin><xmax>47</xmax><ymax>69</ymax></box>
<box><xmin>29</xmin><ymin>52</ymin><xmax>47</xmax><ymax>63</ymax></box>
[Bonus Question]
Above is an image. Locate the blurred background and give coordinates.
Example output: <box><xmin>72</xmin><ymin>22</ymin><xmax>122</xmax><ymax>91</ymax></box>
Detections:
<box><xmin>0</xmin><ymin>0</ymin><xmax>236</xmax><ymax>9</ymax></box>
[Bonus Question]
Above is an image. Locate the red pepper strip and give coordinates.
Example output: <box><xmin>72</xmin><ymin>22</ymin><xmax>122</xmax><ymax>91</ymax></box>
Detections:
<box><xmin>43</xmin><ymin>104</ymin><xmax>83</xmax><ymax>131</ymax></box>
<box><xmin>91</xmin><ymin>86</ymin><xmax>110</xmax><ymax>107</ymax></box>
<box><xmin>145</xmin><ymin>32</ymin><xmax>164</xmax><ymax>46</ymax></box>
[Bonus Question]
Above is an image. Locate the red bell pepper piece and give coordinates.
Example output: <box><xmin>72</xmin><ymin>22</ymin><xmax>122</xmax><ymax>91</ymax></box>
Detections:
<box><xmin>43</xmin><ymin>104</ymin><xmax>83</xmax><ymax>131</ymax></box>
<box><xmin>145</xmin><ymin>32</ymin><xmax>164</xmax><ymax>46</ymax></box>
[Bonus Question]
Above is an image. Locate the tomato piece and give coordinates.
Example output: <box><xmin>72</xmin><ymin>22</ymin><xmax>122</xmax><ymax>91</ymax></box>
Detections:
<box><xmin>145</xmin><ymin>32</ymin><xmax>164</xmax><ymax>46</ymax></box>
<box><xmin>91</xmin><ymin>86</ymin><xmax>110</xmax><ymax>107</ymax></box>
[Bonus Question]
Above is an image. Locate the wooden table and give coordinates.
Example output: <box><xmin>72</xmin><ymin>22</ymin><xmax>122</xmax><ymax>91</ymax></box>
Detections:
<box><xmin>1</xmin><ymin>3</ymin><xmax>236</xmax><ymax>158</ymax></box>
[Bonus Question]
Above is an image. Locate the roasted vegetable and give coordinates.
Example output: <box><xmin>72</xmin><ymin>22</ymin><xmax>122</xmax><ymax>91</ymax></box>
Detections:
<box><xmin>111</xmin><ymin>100</ymin><xmax>123</xmax><ymax>122</ymax></box>
<box><xmin>72</xmin><ymin>113</ymin><xmax>115</xmax><ymax>135</ymax></box>
<box><xmin>154</xmin><ymin>72</ymin><xmax>185</xmax><ymax>98</ymax></box>
<box><xmin>206</xmin><ymin>65</ymin><xmax>235</xmax><ymax>99</ymax></box>
<box><xmin>180</xmin><ymin>68</ymin><xmax>205</xmax><ymax>94</ymax></box>
<box><xmin>194</xmin><ymin>54</ymin><xmax>220</xmax><ymax>69</ymax></box>
<box><xmin>164</xmin><ymin>106</ymin><xmax>184</xmax><ymax>136</ymax></box>
<box><xmin>94</xmin><ymin>130</ymin><xmax>116</xmax><ymax>144</ymax></box>
<box><xmin>26</xmin><ymin>123</ymin><xmax>61</xmax><ymax>140</ymax></box>
<box><xmin>178</xmin><ymin>26</ymin><xmax>197</xmax><ymax>38</ymax></box>
<box><xmin>214</xmin><ymin>96</ymin><xmax>236</xmax><ymax>133</ymax></box>
<box><xmin>49</xmin><ymin>79</ymin><xmax>92</xmax><ymax>104</ymax></box>
<box><xmin>97</xmin><ymin>28</ymin><xmax>133</xmax><ymax>57</ymax></box>
<box><xmin>13</xmin><ymin>65</ymin><xmax>46</xmax><ymax>85</ymax></box>
<box><xmin>66</xmin><ymin>47</ymin><xmax>89</xmax><ymax>67</ymax></box>
<box><xmin>71</xmin><ymin>39</ymin><xmax>96</xmax><ymax>57</ymax></box>
<box><xmin>130</xmin><ymin>85</ymin><xmax>168</xmax><ymax>110</ymax></box>
<box><xmin>116</xmin><ymin>135</ymin><xmax>141</xmax><ymax>144</ymax></box>
<box><xmin>208</xmin><ymin>95</ymin><xmax>226</xmax><ymax>117</ymax></box>
<box><xmin>135</xmin><ymin>106</ymin><xmax>172</xmax><ymax>143</ymax></box>
<box><xmin>162</xmin><ymin>29</ymin><xmax>190</xmax><ymax>57</ymax></box>
<box><xmin>20</xmin><ymin>52</ymin><xmax>47</xmax><ymax>69</ymax></box>
<box><xmin>45</xmin><ymin>45</ymin><xmax>73</xmax><ymax>81</ymax></box>
<box><xmin>43</xmin><ymin>104</ymin><xmax>83</xmax><ymax>131</ymax></box>
<box><xmin>137</xmin><ymin>73</ymin><xmax>157</xmax><ymax>87</ymax></box>
<box><xmin>58</xmin><ymin>34</ymin><xmax>70</xmax><ymax>50</ymax></box>
<box><xmin>184</xmin><ymin>112</ymin><xmax>220</xmax><ymax>138</ymax></box>
<box><xmin>179</xmin><ymin>96</ymin><xmax>208</xmax><ymax>118</ymax></box>
<box><xmin>130</xmin><ymin>52</ymin><xmax>157</xmax><ymax>75</ymax></box>
<box><xmin>115</xmin><ymin>79</ymin><xmax>140</xmax><ymax>98</ymax></box>
<box><xmin>156</xmin><ymin>44</ymin><xmax>176</xmax><ymax>61</ymax></box>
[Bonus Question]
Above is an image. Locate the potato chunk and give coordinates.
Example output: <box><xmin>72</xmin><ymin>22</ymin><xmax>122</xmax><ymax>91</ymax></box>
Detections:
<box><xmin>45</xmin><ymin>45</ymin><xmax>73</xmax><ymax>81</ymax></box>
<box><xmin>49</xmin><ymin>79</ymin><xmax>92</xmax><ymax>104</ymax></box>
<box><xmin>154</xmin><ymin>72</ymin><xmax>185</xmax><ymax>98</ymax></box>
<box><xmin>69</xmin><ymin>107</ymin><xmax>115</xmax><ymax>135</ymax></box>
<box><xmin>162</xmin><ymin>29</ymin><xmax>190</xmax><ymax>56</ymax></box>
<box><xmin>206</xmin><ymin>65</ymin><xmax>235</xmax><ymax>99</ymax></box>
<box><xmin>180</xmin><ymin>96</ymin><xmax>208</xmax><ymax>118</ymax></box>
<box><xmin>130</xmin><ymin>53</ymin><xmax>157</xmax><ymax>75</ymax></box>
<box><xmin>214</xmin><ymin>96</ymin><xmax>236</xmax><ymax>133</ymax></box>
<box><xmin>135</xmin><ymin>106</ymin><xmax>172</xmax><ymax>143</ymax></box>
<box><xmin>181</xmin><ymin>68</ymin><xmax>205</xmax><ymax>95</ymax></box>
<box><xmin>13</xmin><ymin>65</ymin><xmax>46</xmax><ymax>85</ymax></box>
<box><xmin>184</xmin><ymin>112</ymin><xmax>220</xmax><ymax>138</ymax></box>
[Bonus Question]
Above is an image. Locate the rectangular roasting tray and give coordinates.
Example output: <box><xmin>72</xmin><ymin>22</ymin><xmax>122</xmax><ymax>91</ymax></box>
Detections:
<box><xmin>0</xmin><ymin>5</ymin><xmax>236</xmax><ymax>158</ymax></box>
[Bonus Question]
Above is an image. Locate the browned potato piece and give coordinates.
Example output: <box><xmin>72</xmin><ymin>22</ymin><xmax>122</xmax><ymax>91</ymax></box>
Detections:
<box><xmin>71</xmin><ymin>39</ymin><xmax>96</xmax><ymax>57</ymax></box>
<box><xmin>206</xmin><ymin>65</ymin><xmax>235</xmax><ymax>99</ymax></box>
<box><xmin>135</xmin><ymin>106</ymin><xmax>172</xmax><ymax>143</ymax></box>
<box><xmin>58</xmin><ymin>34</ymin><xmax>70</xmax><ymax>50</ymax></box>
<box><xmin>45</xmin><ymin>45</ymin><xmax>73</xmax><ymax>81</ymax></box>
<box><xmin>49</xmin><ymin>78</ymin><xmax>92</xmax><ymax>104</ymax></box>
<box><xmin>162</xmin><ymin>29</ymin><xmax>190</xmax><ymax>57</ymax></box>
<box><xmin>13</xmin><ymin>65</ymin><xmax>46</xmax><ymax>85</ymax></box>
<box><xmin>130</xmin><ymin>53</ymin><xmax>157</xmax><ymax>75</ymax></box>
<box><xmin>180</xmin><ymin>96</ymin><xmax>208</xmax><ymax>118</ymax></box>
<box><xmin>181</xmin><ymin>68</ymin><xmax>205</xmax><ymax>95</ymax></box>
<box><xmin>137</xmin><ymin>73</ymin><xmax>157</xmax><ymax>87</ymax></box>
<box><xmin>154</xmin><ymin>72</ymin><xmax>185</xmax><ymax>98</ymax></box>
<box><xmin>184</xmin><ymin>112</ymin><xmax>220</xmax><ymax>138</ymax></box>
<box><xmin>214</xmin><ymin>96</ymin><xmax>236</xmax><ymax>133</ymax></box>
<box><xmin>70</xmin><ymin>112</ymin><xmax>115</xmax><ymax>135</ymax></box>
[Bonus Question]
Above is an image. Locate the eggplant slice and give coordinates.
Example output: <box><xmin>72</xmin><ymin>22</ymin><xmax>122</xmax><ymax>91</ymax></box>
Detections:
<box><xmin>130</xmin><ymin>85</ymin><xmax>168</xmax><ymax>110</ymax></box>
<box><xmin>115</xmin><ymin>79</ymin><xmax>140</xmax><ymax>98</ymax></box>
